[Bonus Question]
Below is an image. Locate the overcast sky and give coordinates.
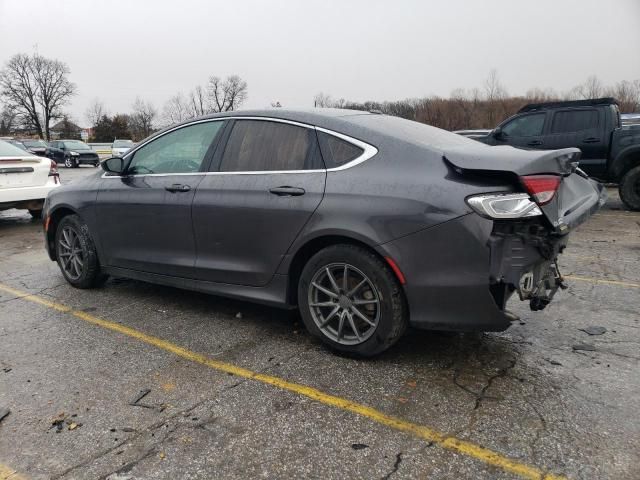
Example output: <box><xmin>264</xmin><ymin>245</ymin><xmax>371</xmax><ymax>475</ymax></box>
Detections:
<box><xmin>1</xmin><ymin>0</ymin><xmax>639</xmax><ymax>126</ymax></box>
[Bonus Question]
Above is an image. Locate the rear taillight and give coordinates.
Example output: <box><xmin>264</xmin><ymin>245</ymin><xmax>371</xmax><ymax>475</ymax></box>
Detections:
<box><xmin>520</xmin><ymin>175</ymin><xmax>561</xmax><ymax>205</ymax></box>
<box><xmin>49</xmin><ymin>159</ymin><xmax>59</xmax><ymax>184</ymax></box>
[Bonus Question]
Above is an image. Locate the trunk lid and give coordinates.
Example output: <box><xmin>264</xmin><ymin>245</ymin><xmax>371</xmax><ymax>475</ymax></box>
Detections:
<box><xmin>444</xmin><ymin>144</ymin><xmax>606</xmax><ymax>232</ymax></box>
<box><xmin>0</xmin><ymin>155</ymin><xmax>51</xmax><ymax>189</ymax></box>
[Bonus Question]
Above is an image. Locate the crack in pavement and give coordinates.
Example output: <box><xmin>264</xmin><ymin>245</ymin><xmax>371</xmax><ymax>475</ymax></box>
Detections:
<box><xmin>380</xmin><ymin>452</ymin><xmax>403</xmax><ymax>480</ymax></box>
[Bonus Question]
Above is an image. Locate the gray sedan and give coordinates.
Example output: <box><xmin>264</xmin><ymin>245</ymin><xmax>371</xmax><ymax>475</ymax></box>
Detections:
<box><xmin>42</xmin><ymin>109</ymin><xmax>606</xmax><ymax>356</ymax></box>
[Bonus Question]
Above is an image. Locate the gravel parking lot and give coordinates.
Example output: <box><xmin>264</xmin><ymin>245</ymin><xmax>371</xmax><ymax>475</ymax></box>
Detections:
<box><xmin>1</xmin><ymin>166</ymin><xmax>639</xmax><ymax>480</ymax></box>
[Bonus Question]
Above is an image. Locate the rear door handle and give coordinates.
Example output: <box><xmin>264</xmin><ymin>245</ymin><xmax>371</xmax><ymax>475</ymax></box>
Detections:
<box><xmin>583</xmin><ymin>137</ymin><xmax>600</xmax><ymax>143</ymax></box>
<box><xmin>269</xmin><ymin>186</ymin><xmax>306</xmax><ymax>196</ymax></box>
<box><xmin>527</xmin><ymin>140</ymin><xmax>543</xmax><ymax>146</ymax></box>
<box><xmin>165</xmin><ymin>184</ymin><xmax>191</xmax><ymax>192</ymax></box>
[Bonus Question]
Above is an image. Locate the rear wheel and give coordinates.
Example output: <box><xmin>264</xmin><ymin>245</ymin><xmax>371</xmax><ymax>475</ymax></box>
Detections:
<box><xmin>619</xmin><ymin>165</ymin><xmax>640</xmax><ymax>211</ymax></box>
<box><xmin>55</xmin><ymin>214</ymin><xmax>107</xmax><ymax>288</ymax></box>
<box><xmin>298</xmin><ymin>244</ymin><xmax>408</xmax><ymax>357</ymax></box>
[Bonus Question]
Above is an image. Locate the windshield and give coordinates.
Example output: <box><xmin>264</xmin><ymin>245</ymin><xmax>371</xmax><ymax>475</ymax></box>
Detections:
<box><xmin>63</xmin><ymin>140</ymin><xmax>91</xmax><ymax>150</ymax></box>
<box><xmin>0</xmin><ymin>140</ymin><xmax>32</xmax><ymax>156</ymax></box>
<box><xmin>113</xmin><ymin>140</ymin><xmax>134</xmax><ymax>148</ymax></box>
<box><xmin>22</xmin><ymin>140</ymin><xmax>48</xmax><ymax>148</ymax></box>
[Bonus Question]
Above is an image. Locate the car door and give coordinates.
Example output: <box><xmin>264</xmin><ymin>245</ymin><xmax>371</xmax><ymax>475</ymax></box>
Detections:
<box><xmin>48</xmin><ymin>141</ymin><xmax>63</xmax><ymax>162</ymax></box>
<box><xmin>544</xmin><ymin>108</ymin><xmax>606</xmax><ymax>177</ymax></box>
<box><xmin>94</xmin><ymin>120</ymin><xmax>225</xmax><ymax>277</ymax></box>
<box><xmin>492</xmin><ymin>113</ymin><xmax>547</xmax><ymax>149</ymax></box>
<box><xmin>191</xmin><ymin>118</ymin><xmax>326</xmax><ymax>286</ymax></box>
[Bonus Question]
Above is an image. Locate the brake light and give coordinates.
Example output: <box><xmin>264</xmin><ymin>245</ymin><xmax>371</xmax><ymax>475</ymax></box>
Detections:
<box><xmin>48</xmin><ymin>159</ymin><xmax>59</xmax><ymax>184</ymax></box>
<box><xmin>520</xmin><ymin>175</ymin><xmax>561</xmax><ymax>205</ymax></box>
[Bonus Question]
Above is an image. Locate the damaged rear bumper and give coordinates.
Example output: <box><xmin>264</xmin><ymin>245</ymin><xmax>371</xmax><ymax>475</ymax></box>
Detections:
<box><xmin>378</xmin><ymin>212</ymin><xmax>581</xmax><ymax>332</ymax></box>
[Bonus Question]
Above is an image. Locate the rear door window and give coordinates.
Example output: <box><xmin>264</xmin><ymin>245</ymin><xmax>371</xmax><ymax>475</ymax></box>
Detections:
<box><xmin>317</xmin><ymin>131</ymin><xmax>364</xmax><ymax>168</ymax></box>
<box><xmin>219</xmin><ymin>120</ymin><xmax>317</xmax><ymax>171</ymax></box>
<box><xmin>550</xmin><ymin>109</ymin><xmax>599</xmax><ymax>134</ymax></box>
<box><xmin>502</xmin><ymin>114</ymin><xmax>545</xmax><ymax>137</ymax></box>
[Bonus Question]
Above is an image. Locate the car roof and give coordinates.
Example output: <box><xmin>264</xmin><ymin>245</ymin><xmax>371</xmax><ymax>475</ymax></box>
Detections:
<box><xmin>154</xmin><ymin>108</ymin><xmax>475</xmax><ymax>152</ymax></box>
<box><xmin>518</xmin><ymin>97</ymin><xmax>618</xmax><ymax>113</ymax></box>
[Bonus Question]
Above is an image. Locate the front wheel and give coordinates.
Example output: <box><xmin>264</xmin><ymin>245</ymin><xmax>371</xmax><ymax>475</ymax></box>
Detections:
<box><xmin>619</xmin><ymin>165</ymin><xmax>640</xmax><ymax>211</ymax></box>
<box><xmin>55</xmin><ymin>214</ymin><xmax>107</xmax><ymax>288</ymax></box>
<box><xmin>298</xmin><ymin>244</ymin><xmax>408</xmax><ymax>357</ymax></box>
<box><xmin>63</xmin><ymin>156</ymin><xmax>77</xmax><ymax>168</ymax></box>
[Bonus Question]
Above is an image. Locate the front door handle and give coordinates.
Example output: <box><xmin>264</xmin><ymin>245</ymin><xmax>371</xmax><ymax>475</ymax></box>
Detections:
<box><xmin>165</xmin><ymin>184</ymin><xmax>191</xmax><ymax>192</ymax></box>
<box><xmin>269</xmin><ymin>186</ymin><xmax>306</xmax><ymax>196</ymax></box>
<box><xmin>527</xmin><ymin>140</ymin><xmax>543</xmax><ymax>146</ymax></box>
<box><xmin>583</xmin><ymin>137</ymin><xmax>600</xmax><ymax>143</ymax></box>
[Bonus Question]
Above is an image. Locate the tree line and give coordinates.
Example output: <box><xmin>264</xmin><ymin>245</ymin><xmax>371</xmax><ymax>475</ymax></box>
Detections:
<box><xmin>2</xmin><ymin>52</ymin><xmax>639</xmax><ymax>142</ymax></box>
<box><xmin>314</xmin><ymin>70</ymin><xmax>640</xmax><ymax>131</ymax></box>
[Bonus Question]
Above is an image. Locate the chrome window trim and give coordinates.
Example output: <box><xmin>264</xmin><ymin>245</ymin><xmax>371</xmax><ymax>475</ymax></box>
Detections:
<box><xmin>103</xmin><ymin>116</ymin><xmax>378</xmax><ymax>179</ymax></box>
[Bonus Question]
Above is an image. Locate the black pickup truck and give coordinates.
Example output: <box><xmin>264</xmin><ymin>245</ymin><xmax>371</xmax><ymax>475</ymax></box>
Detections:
<box><xmin>472</xmin><ymin>98</ymin><xmax>640</xmax><ymax>210</ymax></box>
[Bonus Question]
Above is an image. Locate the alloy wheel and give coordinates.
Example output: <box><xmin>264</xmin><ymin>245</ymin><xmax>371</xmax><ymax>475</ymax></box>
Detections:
<box><xmin>64</xmin><ymin>157</ymin><xmax>72</xmax><ymax>168</ymax></box>
<box><xmin>308</xmin><ymin>263</ymin><xmax>380</xmax><ymax>345</ymax></box>
<box><xmin>58</xmin><ymin>226</ymin><xmax>85</xmax><ymax>280</ymax></box>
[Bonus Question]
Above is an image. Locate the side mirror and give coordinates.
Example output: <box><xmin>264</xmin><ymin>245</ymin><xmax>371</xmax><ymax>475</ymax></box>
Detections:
<box><xmin>59</xmin><ymin>145</ymin><xmax>65</xmax><ymax>150</ymax></box>
<box><xmin>492</xmin><ymin>127</ymin><xmax>505</xmax><ymax>139</ymax></box>
<box><xmin>101</xmin><ymin>156</ymin><xmax>125</xmax><ymax>175</ymax></box>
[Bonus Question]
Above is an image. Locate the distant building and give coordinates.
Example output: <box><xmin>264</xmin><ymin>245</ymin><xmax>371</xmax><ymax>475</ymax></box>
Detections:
<box><xmin>50</xmin><ymin>119</ymin><xmax>83</xmax><ymax>140</ymax></box>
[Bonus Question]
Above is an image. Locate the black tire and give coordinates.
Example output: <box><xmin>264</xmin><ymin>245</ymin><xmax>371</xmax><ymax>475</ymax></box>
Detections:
<box><xmin>619</xmin><ymin>165</ymin><xmax>640</xmax><ymax>211</ymax></box>
<box><xmin>55</xmin><ymin>214</ymin><xmax>107</xmax><ymax>288</ymax></box>
<box><xmin>298</xmin><ymin>244</ymin><xmax>408</xmax><ymax>357</ymax></box>
<box><xmin>28</xmin><ymin>209</ymin><xmax>42</xmax><ymax>219</ymax></box>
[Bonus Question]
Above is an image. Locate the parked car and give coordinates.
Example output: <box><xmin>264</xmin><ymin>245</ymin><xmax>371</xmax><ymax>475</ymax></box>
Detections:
<box><xmin>18</xmin><ymin>139</ymin><xmax>49</xmax><ymax>157</ymax></box>
<box><xmin>0</xmin><ymin>140</ymin><xmax>60</xmax><ymax>218</ymax></box>
<box><xmin>46</xmin><ymin>140</ymin><xmax>100</xmax><ymax>168</ymax></box>
<box><xmin>111</xmin><ymin>139</ymin><xmax>134</xmax><ymax>157</ymax></box>
<box><xmin>471</xmin><ymin>98</ymin><xmax>640</xmax><ymax>210</ymax></box>
<box><xmin>6</xmin><ymin>139</ymin><xmax>29</xmax><ymax>151</ymax></box>
<box><xmin>43</xmin><ymin>110</ymin><xmax>605</xmax><ymax>356</ymax></box>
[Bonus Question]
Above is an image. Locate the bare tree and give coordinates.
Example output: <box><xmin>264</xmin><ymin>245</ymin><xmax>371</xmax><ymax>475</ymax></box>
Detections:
<box><xmin>207</xmin><ymin>75</ymin><xmax>248</xmax><ymax>112</ymax></box>
<box><xmin>188</xmin><ymin>85</ymin><xmax>208</xmax><ymax>117</ymax></box>
<box><xmin>0</xmin><ymin>105</ymin><xmax>17</xmax><ymax>135</ymax></box>
<box><xmin>130</xmin><ymin>97</ymin><xmax>157</xmax><ymax>140</ymax></box>
<box><xmin>0</xmin><ymin>53</ymin><xmax>75</xmax><ymax>139</ymax></box>
<box><xmin>31</xmin><ymin>54</ymin><xmax>76</xmax><ymax>140</ymax></box>
<box><xmin>85</xmin><ymin>99</ymin><xmax>107</xmax><ymax>128</ymax></box>
<box><xmin>0</xmin><ymin>53</ymin><xmax>44</xmax><ymax>137</ymax></box>
<box><xmin>607</xmin><ymin>80</ymin><xmax>640</xmax><ymax>113</ymax></box>
<box><xmin>570</xmin><ymin>75</ymin><xmax>605</xmax><ymax>100</ymax></box>
<box><xmin>162</xmin><ymin>93</ymin><xmax>190</xmax><ymax>126</ymax></box>
<box><xmin>314</xmin><ymin>92</ymin><xmax>333</xmax><ymax>108</ymax></box>
<box><xmin>484</xmin><ymin>69</ymin><xmax>508</xmax><ymax>125</ymax></box>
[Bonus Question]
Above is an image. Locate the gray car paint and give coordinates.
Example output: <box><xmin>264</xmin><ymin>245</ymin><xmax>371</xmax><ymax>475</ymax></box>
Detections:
<box><xmin>44</xmin><ymin>109</ymin><xmax>603</xmax><ymax>331</ymax></box>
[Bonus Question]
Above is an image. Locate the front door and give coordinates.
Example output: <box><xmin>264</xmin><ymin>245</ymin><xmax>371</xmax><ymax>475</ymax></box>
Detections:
<box><xmin>492</xmin><ymin>112</ymin><xmax>547</xmax><ymax>150</ymax></box>
<box><xmin>95</xmin><ymin>120</ymin><xmax>225</xmax><ymax>277</ymax></box>
<box><xmin>192</xmin><ymin>119</ymin><xmax>326</xmax><ymax>286</ymax></box>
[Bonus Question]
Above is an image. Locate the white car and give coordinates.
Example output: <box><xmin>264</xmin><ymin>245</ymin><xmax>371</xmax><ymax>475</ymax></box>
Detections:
<box><xmin>111</xmin><ymin>139</ymin><xmax>134</xmax><ymax>157</ymax></box>
<box><xmin>0</xmin><ymin>140</ymin><xmax>60</xmax><ymax>218</ymax></box>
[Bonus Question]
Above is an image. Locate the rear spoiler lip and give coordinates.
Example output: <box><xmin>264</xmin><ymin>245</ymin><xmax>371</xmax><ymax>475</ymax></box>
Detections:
<box><xmin>443</xmin><ymin>145</ymin><xmax>582</xmax><ymax>177</ymax></box>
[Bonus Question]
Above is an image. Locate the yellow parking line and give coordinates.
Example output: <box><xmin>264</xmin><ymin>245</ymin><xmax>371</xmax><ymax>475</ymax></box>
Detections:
<box><xmin>0</xmin><ymin>283</ymin><xmax>565</xmax><ymax>480</ymax></box>
<box><xmin>0</xmin><ymin>462</ymin><xmax>27</xmax><ymax>480</ymax></box>
<box><xmin>565</xmin><ymin>275</ymin><xmax>640</xmax><ymax>289</ymax></box>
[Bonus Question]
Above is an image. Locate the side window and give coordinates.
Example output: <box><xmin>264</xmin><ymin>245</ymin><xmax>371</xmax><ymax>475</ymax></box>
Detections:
<box><xmin>551</xmin><ymin>109</ymin><xmax>599</xmax><ymax>134</ymax></box>
<box><xmin>128</xmin><ymin>121</ymin><xmax>223</xmax><ymax>174</ymax></box>
<box><xmin>219</xmin><ymin>120</ymin><xmax>314</xmax><ymax>172</ymax></box>
<box><xmin>317</xmin><ymin>131</ymin><xmax>364</xmax><ymax>168</ymax></box>
<box><xmin>502</xmin><ymin>114</ymin><xmax>545</xmax><ymax>137</ymax></box>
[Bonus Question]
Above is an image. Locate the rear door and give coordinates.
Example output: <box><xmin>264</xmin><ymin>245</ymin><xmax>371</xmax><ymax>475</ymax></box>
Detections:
<box><xmin>94</xmin><ymin>120</ymin><xmax>225</xmax><ymax>277</ymax></box>
<box><xmin>544</xmin><ymin>108</ymin><xmax>607</xmax><ymax>178</ymax></box>
<box><xmin>192</xmin><ymin>118</ymin><xmax>326</xmax><ymax>286</ymax></box>
<box><xmin>493</xmin><ymin>112</ymin><xmax>547</xmax><ymax>149</ymax></box>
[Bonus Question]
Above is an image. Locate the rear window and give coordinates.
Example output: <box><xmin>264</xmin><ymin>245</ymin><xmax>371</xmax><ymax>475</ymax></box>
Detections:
<box><xmin>220</xmin><ymin>120</ymin><xmax>314</xmax><ymax>172</ymax></box>
<box><xmin>551</xmin><ymin>110</ymin><xmax>599</xmax><ymax>134</ymax></box>
<box><xmin>317</xmin><ymin>132</ymin><xmax>363</xmax><ymax>168</ymax></box>
<box><xmin>0</xmin><ymin>140</ymin><xmax>31</xmax><ymax>156</ymax></box>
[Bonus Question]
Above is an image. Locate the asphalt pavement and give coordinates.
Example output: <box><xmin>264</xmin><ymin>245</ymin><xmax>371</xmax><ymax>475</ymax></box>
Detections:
<box><xmin>0</xmin><ymin>166</ymin><xmax>638</xmax><ymax>479</ymax></box>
